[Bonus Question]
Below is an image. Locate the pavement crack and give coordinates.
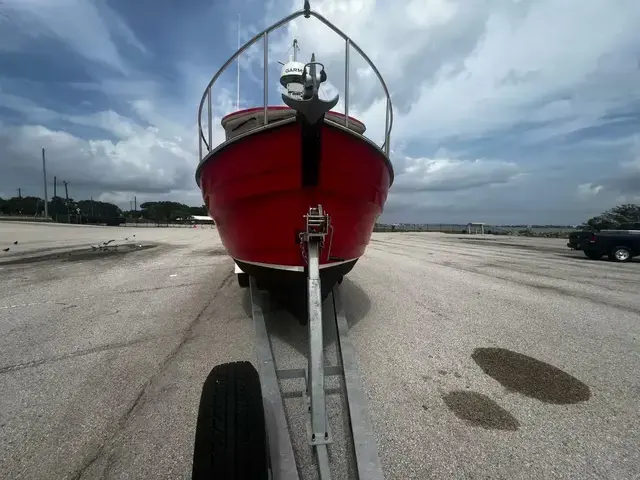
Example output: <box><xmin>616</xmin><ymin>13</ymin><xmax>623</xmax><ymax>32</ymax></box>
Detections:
<box><xmin>69</xmin><ymin>269</ymin><xmax>233</xmax><ymax>479</ymax></box>
<box><xmin>435</xmin><ymin>258</ymin><xmax>640</xmax><ymax>316</ymax></box>
<box><xmin>0</xmin><ymin>336</ymin><xmax>160</xmax><ymax>375</ymax></box>
<box><xmin>123</xmin><ymin>281</ymin><xmax>205</xmax><ymax>294</ymax></box>
<box><xmin>0</xmin><ymin>300</ymin><xmax>74</xmax><ymax>310</ymax></box>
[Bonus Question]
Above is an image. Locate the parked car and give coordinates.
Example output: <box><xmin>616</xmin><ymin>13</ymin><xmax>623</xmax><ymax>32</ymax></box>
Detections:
<box><xmin>578</xmin><ymin>229</ymin><xmax>640</xmax><ymax>262</ymax></box>
<box><xmin>567</xmin><ymin>231</ymin><xmax>591</xmax><ymax>250</ymax></box>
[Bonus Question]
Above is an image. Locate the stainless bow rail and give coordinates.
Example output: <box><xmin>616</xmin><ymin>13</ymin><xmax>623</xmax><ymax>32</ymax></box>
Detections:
<box><xmin>197</xmin><ymin>0</ymin><xmax>394</xmax><ymax>162</ymax></box>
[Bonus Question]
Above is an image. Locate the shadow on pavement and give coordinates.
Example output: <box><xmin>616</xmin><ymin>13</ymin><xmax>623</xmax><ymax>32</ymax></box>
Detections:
<box><xmin>472</xmin><ymin>347</ymin><xmax>591</xmax><ymax>404</ymax></box>
<box><xmin>240</xmin><ymin>276</ymin><xmax>371</xmax><ymax>358</ymax></box>
<box><xmin>442</xmin><ymin>391</ymin><xmax>520</xmax><ymax>431</ymax></box>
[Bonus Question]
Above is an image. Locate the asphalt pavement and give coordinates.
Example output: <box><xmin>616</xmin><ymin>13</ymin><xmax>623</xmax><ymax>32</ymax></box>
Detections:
<box><xmin>0</xmin><ymin>222</ymin><xmax>638</xmax><ymax>479</ymax></box>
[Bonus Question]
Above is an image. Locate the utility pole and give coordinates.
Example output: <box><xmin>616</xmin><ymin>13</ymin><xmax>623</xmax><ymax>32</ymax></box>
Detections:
<box><xmin>90</xmin><ymin>197</ymin><xmax>95</xmax><ymax>216</ymax></box>
<box><xmin>53</xmin><ymin>176</ymin><xmax>57</xmax><ymax>197</ymax></box>
<box><xmin>17</xmin><ymin>188</ymin><xmax>21</xmax><ymax>198</ymax></box>
<box><xmin>42</xmin><ymin>148</ymin><xmax>49</xmax><ymax>219</ymax></box>
<box><xmin>63</xmin><ymin>181</ymin><xmax>70</xmax><ymax>223</ymax></box>
<box><xmin>134</xmin><ymin>196</ymin><xmax>137</xmax><ymax>212</ymax></box>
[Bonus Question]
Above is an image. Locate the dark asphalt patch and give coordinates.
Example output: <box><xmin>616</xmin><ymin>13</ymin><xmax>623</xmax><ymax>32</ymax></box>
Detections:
<box><xmin>0</xmin><ymin>243</ymin><xmax>159</xmax><ymax>266</ymax></box>
<box><xmin>472</xmin><ymin>347</ymin><xmax>591</xmax><ymax>404</ymax></box>
<box><xmin>192</xmin><ymin>247</ymin><xmax>228</xmax><ymax>257</ymax></box>
<box><xmin>457</xmin><ymin>238</ymin><xmax>564</xmax><ymax>253</ymax></box>
<box><xmin>442</xmin><ymin>391</ymin><xmax>521</xmax><ymax>431</ymax></box>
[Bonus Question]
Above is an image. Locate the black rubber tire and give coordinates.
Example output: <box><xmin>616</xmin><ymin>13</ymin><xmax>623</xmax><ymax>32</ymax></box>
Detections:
<box><xmin>610</xmin><ymin>246</ymin><xmax>632</xmax><ymax>263</ymax></box>
<box><xmin>192</xmin><ymin>361</ymin><xmax>268</xmax><ymax>480</ymax></box>
<box><xmin>584</xmin><ymin>250</ymin><xmax>602</xmax><ymax>260</ymax></box>
<box><xmin>237</xmin><ymin>273</ymin><xmax>249</xmax><ymax>288</ymax></box>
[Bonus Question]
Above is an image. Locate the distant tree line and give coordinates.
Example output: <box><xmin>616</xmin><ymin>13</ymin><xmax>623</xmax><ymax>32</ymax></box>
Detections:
<box><xmin>3</xmin><ymin>194</ymin><xmax>637</xmax><ymax>231</ymax></box>
<box><xmin>0</xmin><ymin>196</ymin><xmax>210</xmax><ymax>223</ymax></box>
<box><xmin>578</xmin><ymin>203</ymin><xmax>640</xmax><ymax>231</ymax></box>
<box><xmin>373</xmin><ymin>203</ymin><xmax>640</xmax><ymax>236</ymax></box>
<box><xmin>137</xmin><ymin>201</ymin><xmax>209</xmax><ymax>222</ymax></box>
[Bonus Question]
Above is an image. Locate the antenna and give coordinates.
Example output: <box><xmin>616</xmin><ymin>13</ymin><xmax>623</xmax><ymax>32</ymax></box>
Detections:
<box><xmin>236</xmin><ymin>13</ymin><xmax>240</xmax><ymax>110</ymax></box>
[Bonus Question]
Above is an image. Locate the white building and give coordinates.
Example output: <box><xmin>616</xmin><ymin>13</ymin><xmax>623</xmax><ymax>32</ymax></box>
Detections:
<box><xmin>190</xmin><ymin>214</ymin><xmax>215</xmax><ymax>224</ymax></box>
<box><xmin>467</xmin><ymin>222</ymin><xmax>485</xmax><ymax>234</ymax></box>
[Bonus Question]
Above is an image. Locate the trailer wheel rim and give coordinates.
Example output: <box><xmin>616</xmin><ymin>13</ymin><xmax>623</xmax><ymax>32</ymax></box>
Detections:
<box><xmin>615</xmin><ymin>249</ymin><xmax>629</xmax><ymax>261</ymax></box>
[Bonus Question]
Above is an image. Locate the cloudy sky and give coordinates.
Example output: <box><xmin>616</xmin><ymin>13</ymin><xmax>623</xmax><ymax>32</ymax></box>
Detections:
<box><xmin>1</xmin><ymin>0</ymin><xmax>639</xmax><ymax>224</ymax></box>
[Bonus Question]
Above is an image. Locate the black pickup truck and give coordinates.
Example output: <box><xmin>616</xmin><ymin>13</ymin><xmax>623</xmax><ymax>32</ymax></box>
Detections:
<box><xmin>568</xmin><ymin>224</ymin><xmax>640</xmax><ymax>262</ymax></box>
<box><xmin>567</xmin><ymin>231</ymin><xmax>592</xmax><ymax>251</ymax></box>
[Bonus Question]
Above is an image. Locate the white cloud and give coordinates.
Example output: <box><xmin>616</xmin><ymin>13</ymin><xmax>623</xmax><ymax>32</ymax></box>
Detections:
<box><xmin>607</xmin><ymin>144</ymin><xmax>640</xmax><ymax>195</ymax></box>
<box><xmin>393</xmin><ymin>154</ymin><xmax>522</xmax><ymax>193</ymax></box>
<box><xmin>574</xmin><ymin>140</ymin><xmax>639</xmax><ymax>203</ymax></box>
<box><xmin>69</xmin><ymin>110</ymin><xmax>143</xmax><ymax>140</ymax></box>
<box><xmin>1</xmin><ymin>0</ymin><xmax>145</xmax><ymax>73</ymax></box>
<box><xmin>1</xmin><ymin>123</ymin><xmax>192</xmax><ymax>193</ymax></box>
<box><xmin>0</xmin><ymin>80</ymin><xmax>240</xmax><ymax>207</ymax></box>
<box><xmin>0</xmin><ymin>87</ymin><xmax>60</xmax><ymax>122</ymax></box>
<box><xmin>1</xmin><ymin>0</ymin><xmax>639</xmax><ymax>223</ymax></box>
<box><xmin>264</xmin><ymin>0</ymin><xmax>640</xmax><ymax>144</ymax></box>
<box><xmin>615</xmin><ymin>194</ymin><xmax>640</xmax><ymax>204</ymax></box>
<box><xmin>577</xmin><ymin>183</ymin><xmax>604</xmax><ymax>198</ymax></box>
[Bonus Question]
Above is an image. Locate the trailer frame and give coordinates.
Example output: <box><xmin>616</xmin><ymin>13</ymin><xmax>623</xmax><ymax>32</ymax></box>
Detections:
<box><xmin>235</xmin><ymin>205</ymin><xmax>384</xmax><ymax>479</ymax></box>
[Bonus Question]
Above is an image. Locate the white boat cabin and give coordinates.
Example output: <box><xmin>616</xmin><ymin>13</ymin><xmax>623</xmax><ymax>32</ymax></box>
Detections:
<box><xmin>221</xmin><ymin>106</ymin><xmax>366</xmax><ymax>140</ymax></box>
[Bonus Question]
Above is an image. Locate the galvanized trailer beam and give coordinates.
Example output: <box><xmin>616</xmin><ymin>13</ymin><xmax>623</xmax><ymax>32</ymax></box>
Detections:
<box><xmin>249</xmin><ymin>281</ymin><xmax>385</xmax><ymax>479</ymax></box>
<box><xmin>307</xmin><ymin>239</ymin><xmax>330</xmax><ymax>446</ymax></box>
<box><xmin>333</xmin><ymin>288</ymin><xmax>384</xmax><ymax>479</ymax></box>
<box><xmin>250</xmin><ymin>277</ymin><xmax>300</xmax><ymax>480</ymax></box>
<box><xmin>306</xmin><ymin>237</ymin><xmax>332</xmax><ymax>480</ymax></box>
<box><xmin>249</xmin><ymin>205</ymin><xmax>384</xmax><ymax>479</ymax></box>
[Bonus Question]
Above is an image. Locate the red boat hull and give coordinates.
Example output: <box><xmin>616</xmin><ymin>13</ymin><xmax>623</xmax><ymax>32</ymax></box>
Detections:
<box><xmin>197</xmin><ymin>113</ymin><xmax>391</xmax><ymax>319</ymax></box>
<box><xmin>198</xmin><ymin>120</ymin><xmax>391</xmax><ymax>268</ymax></box>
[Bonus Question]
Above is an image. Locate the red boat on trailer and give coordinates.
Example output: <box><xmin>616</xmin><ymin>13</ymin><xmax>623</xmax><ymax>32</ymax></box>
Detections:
<box><xmin>192</xmin><ymin>3</ymin><xmax>395</xmax><ymax>479</ymax></box>
<box><xmin>195</xmin><ymin>2</ymin><xmax>394</xmax><ymax>322</ymax></box>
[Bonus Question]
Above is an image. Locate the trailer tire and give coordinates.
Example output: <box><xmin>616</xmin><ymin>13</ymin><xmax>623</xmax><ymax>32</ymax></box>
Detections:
<box><xmin>237</xmin><ymin>273</ymin><xmax>249</xmax><ymax>288</ymax></box>
<box><xmin>610</xmin><ymin>246</ymin><xmax>632</xmax><ymax>263</ymax></box>
<box><xmin>192</xmin><ymin>361</ymin><xmax>268</xmax><ymax>480</ymax></box>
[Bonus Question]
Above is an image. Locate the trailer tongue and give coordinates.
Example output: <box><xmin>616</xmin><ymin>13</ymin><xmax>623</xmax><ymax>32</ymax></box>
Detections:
<box><xmin>254</xmin><ymin>206</ymin><xmax>383</xmax><ymax>479</ymax></box>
